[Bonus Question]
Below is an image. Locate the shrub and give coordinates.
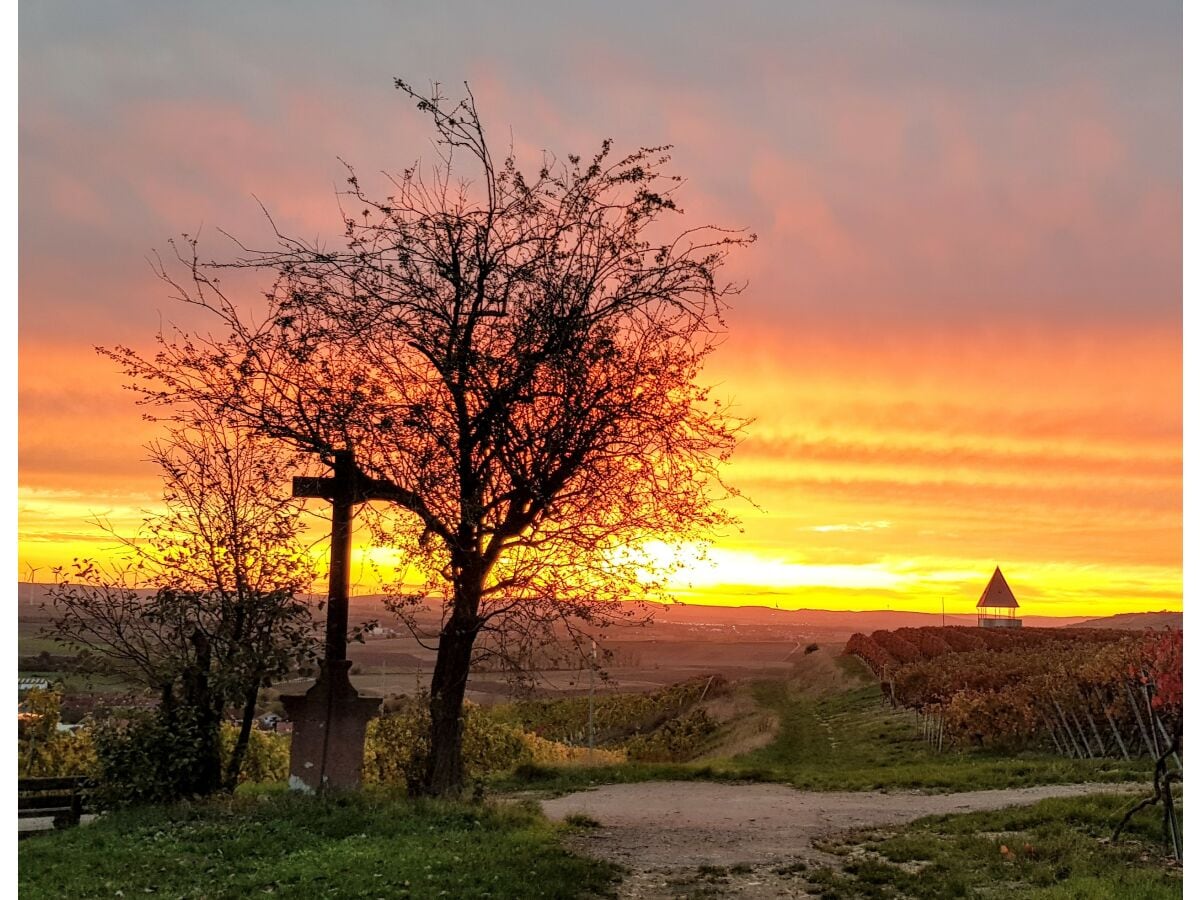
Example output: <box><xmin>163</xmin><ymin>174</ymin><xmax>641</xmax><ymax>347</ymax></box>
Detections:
<box><xmin>362</xmin><ymin>697</ymin><xmax>531</xmax><ymax>791</ymax></box>
<box><xmin>17</xmin><ymin>689</ymin><xmax>97</xmax><ymax>778</ymax></box>
<box><xmin>626</xmin><ymin>708</ymin><xmax>719</xmax><ymax>762</ymax></box>
<box><xmin>520</xmin><ymin>731</ymin><xmax>626</xmax><ymax>766</ymax></box>
<box><xmin>218</xmin><ymin>725</ymin><xmax>290</xmax><ymax>784</ymax></box>
<box><xmin>90</xmin><ymin>705</ymin><xmax>221</xmax><ymax>808</ymax></box>
<box><xmin>493</xmin><ymin>675</ymin><xmax>728</xmax><ymax>745</ymax></box>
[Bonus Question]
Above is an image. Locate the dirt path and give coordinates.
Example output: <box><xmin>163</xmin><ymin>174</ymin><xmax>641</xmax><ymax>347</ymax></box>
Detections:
<box><xmin>542</xmin><ymin>780</ymin><xmax>1138</xmax><ymax>898</ymax></box>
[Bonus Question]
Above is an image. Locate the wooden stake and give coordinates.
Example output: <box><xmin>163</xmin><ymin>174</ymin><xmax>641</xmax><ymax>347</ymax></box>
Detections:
<box><xmin>1081</xmin><ymin>700</ymin><xmax>1107</xmax><ymax>758</ymax></box>
<box><xmin>1069</xmin><ymin>708</ymin><xmax>1095</xmax><ymax>758</ymax></box>
<box><xmin>1140</xmin><ymin>683</ymin><xmax>1161</xmax><ymax>758</ymax></box>
<box><xmin>1041</xmin><ymin>710</ymin><xmax>1066</xmax><ymax>756</ymax></box>
<box><xmin>1095</xmin><ymin>691</ymin><xmax>1129</xmax><ymax>761</ymax></box>
<box><xmin>1152</xmin><ymin>714</ymin><xmax>1182</xmax><ymax>773</ymax></box>
<box><xmin>1052</xmin><ymin>699</ymin><xmax>1084</xmax><ymax>758</ymax></box>
<box><xmin>1124</xmin><ymin>681</ymin><xmax>1156</xmax><ymax>757</ymax></box>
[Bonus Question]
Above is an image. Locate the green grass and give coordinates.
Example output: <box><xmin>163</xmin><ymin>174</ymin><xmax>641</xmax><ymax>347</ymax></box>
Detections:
<box><xmin>799</xmin><ymin>793</ymin><xmax>1181</xmax><ymax>898</ymax></box>
<box><xmin>19</xmin><ymin>788</ymin><xmax>618</xmax><ymax>899</ymax></box>
<box><xmin>733</xmin><ymin>681</ymin><xmax>1147</xmax><ymax>791</ymax></box>
<box><xmin>18</xmin><ymin>635</ymin><xmax>75</xmax><ymax>656</ymax></box>
<box><xmin>20</xmin><ymin>671</ymin><xmax>141</xmax><ymax>694</ymax></box>
<box><xmin>493</xmin><ymin>680</ymin><xmax>1150</xmax><ymax>794</ymax></box>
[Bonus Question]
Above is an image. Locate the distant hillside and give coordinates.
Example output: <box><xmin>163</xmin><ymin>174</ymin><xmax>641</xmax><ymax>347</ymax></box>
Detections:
<box><xmin>1073</xmin><ymin>611</ymin><xmax>1181</xmax><ymax>631</ymax></box>
<box><xmin>20</xmin><ymin>584</ymin><xmax>1094</xmax><ymax>636</ymax></box>
<box><xmin>638</xmin><ymin>602</ymin><xmax>1088</xmax><ymax>632</ymax></box>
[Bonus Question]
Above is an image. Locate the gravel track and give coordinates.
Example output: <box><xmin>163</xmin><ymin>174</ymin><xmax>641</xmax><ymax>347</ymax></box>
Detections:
<box><xmin>542</xmin><ymin>780</ymin><xmax>1139</xmax><ymax>898</ymax></box>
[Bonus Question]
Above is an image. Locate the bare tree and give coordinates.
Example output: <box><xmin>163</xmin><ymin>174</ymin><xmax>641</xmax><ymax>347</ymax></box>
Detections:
<box><xmin>48</xmin><ymin>419</ymin><xmax>318</xmax><ymax>791</ymax></box>
<box><xmin>104</xmin><ymin>80</ymin><xmax>753</xmax><ymax>796</ymax></box>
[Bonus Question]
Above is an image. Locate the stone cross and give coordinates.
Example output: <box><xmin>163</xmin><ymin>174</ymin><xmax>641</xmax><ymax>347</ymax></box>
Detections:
<box><xmin>281</xmin><ymin>448</ymin><xmax>393</xmax><ymax>792</ymax></box>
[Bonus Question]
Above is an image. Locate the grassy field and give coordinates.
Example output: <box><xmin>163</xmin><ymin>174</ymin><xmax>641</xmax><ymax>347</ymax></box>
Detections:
<box><xmin>19</xmin><ymin>671</ymin><xmax>141</xmax><ymax>694</ymax></box>
<box><xmin>19</xmin><ymin>649</ymin><xmax>1177</xmax><ymax>898</ymax></box>
<box><xmin>801</xmin><ymin>793</ymin><xmax>1181</xmax><ymax>899</ymax></box>
<box><xmin>19</xmin><ymin>789</ymin><xmax>618</xmax><ymax>899</ymax></box>
<box><xmin>493</xmin><ymin>671</ymin><xmax>1150</xmax><ymax>794</ymax></box>
<box><xmin>734</xmin><ymin>679</ymin><xmax>1147</xmax><ymax>791</ymax></box>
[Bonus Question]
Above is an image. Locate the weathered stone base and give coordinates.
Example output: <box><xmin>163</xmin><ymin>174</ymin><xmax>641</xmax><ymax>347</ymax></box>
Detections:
<box><xmin>281</xmin><ymin>659</ymin><xmax>381</xmax><ymax>792</ymax></box>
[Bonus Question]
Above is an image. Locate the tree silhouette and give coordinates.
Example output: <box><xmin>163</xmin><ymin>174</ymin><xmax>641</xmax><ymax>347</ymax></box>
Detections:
<box><xmin>47</xmin><ymin>420</ymin><xmax>317</xmax><ymax>792</ymax></box>
<box><xmin>106</xmin><ymin>80</ymin><xmax>753</xmax><ymax>796</ymax></box>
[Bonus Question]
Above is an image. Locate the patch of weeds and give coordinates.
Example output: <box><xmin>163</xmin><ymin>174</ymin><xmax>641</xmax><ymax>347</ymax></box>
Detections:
<box><xmin>876</xmin><ymin>832</ymin><xmax>937</xmax><ymax>863</ymax></box>
<box><xmin>845</xmin><ymin>858</ymin><xmax>910</xmax><ymax>886</ymax></box>
<box><xmin>812</xmin><ymin>833</ymin><xmax>853</xmax><ymax>856</ymax></box>
<box><xmin>666</xmin><ymin>874</ymin><xmax>724</xmax><ymax>899</ymax></box>
<box><xmin>774</xmin><ymin>860</ymin><xmax>808</xmax><ymax>877</ymax></box>
<box><xmin>563</xmin><ymin>813</ymin><xmax>602</xmax><ymax>829</ymax></box>
<box><xmin>729</xmin><ymin>862</ymin><xmax>753</xmax><ymax>875</ymax></box>
<box><xmin>696</xmin><ymin>863</ymin><xmax>728</xmax><ymax>880</ymax></box>
<box><xmin>510</xmin><ymin>761</ymin><xmax>558</xmax><ymax>782</ymax></box>
<box><xmin>804</xmin><ymin>794</ymin><xmax>1181</xmax><ymax>900</ymax></box>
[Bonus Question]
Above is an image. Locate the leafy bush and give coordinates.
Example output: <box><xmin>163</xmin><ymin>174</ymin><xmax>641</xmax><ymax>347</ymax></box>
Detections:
<box><xmin>90</xmin><ymin>705</ymin><xmax>221</xmax><ymax>808</ymax></box>
<box><xmin>521</xmin><ymin>731</ymin><xmax>626</xmax><ymax>766</ymax></box>
<box><xmin>493</xmin><ymin>676</ymin><xmax>727</xmax><ymax>745</ymax></box>
<box><xmin>363</xmin><ymin>697</ymin><xmax>531</xmax><ymax>790</ymax></box>
<box><xmin>17</xmin><ymin>689</ymin><xmax>97</xmax><ymax>778</ymax></box>
<box><xmin>626</xmin><ymin>708</ymin><xmax>719</xmax><ymax>762</ymax></box>
<box><xmin>218</xmin><ymin>724</ymin><xmax>290</xmax><ymax>784</ymax></box>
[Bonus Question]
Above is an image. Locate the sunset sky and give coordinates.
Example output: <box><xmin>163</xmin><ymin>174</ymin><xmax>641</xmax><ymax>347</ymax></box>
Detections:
<box><xmin>18</xmin><ymin>2</ymin><xmax>1182</xmax><ymax>618</ymax></box>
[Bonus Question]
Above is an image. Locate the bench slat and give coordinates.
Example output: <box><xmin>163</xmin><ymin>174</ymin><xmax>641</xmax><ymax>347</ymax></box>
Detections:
<box><xmin>18</xmin><ymin>777</ymin><xmax>89</xmax><ymax>792</ymax></box>
<box><xmin>18</xmin><ymin>801</ymin><xmax>82</xmax><ymax>816</ymax></box>
<box><xmin>18</xmin><ymin>807</ymin><xmax>75</xmax><ymax>818</ymax></box>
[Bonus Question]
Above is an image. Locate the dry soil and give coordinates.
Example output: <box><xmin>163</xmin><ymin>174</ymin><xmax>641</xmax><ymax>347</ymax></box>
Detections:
<box><xmin>542</xmin><ymin>780</ymin><xmax>1139</xmax><ymax>899</ymax></box>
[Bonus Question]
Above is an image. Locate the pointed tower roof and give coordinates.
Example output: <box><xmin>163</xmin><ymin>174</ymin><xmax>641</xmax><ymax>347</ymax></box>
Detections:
<box><xmin>976</xmin><ymin>566</ymin><xmax>1019</xmax><ymax>609</ymax></box>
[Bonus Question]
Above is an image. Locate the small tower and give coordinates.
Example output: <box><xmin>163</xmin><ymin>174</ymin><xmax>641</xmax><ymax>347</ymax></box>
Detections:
<box><xmin>976</xmin><ymin>566</ymin><xmax>1021</xmax><ymax>629</ymax></box>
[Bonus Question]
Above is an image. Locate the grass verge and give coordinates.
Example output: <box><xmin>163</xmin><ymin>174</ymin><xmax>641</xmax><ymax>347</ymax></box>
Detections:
<box><xmin>736</xmin><ymin>681</ymin><xmax>1148</xmax><ymax>790</ymax></box>
<box><xmin>493</xmin><ymin>680</ymin><xmax>1151</xmax><ymax>795</ymax></box>
<box><xmin>798</xmin><ymin>793</ymin><xmax>1181</xmax><ymax>899</ymax></box>
<box><xmin>19</xmin><ymin>787</ymin><xmax>619</xmax><ymax>899</ymax></box>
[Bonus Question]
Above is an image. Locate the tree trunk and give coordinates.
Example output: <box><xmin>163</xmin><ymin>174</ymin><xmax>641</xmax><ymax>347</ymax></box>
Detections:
<box><xmin>224</xmin><ymin>683</ymin><xmax>260</xmax><ymax>791</ymax></box>
<box><xmin>180</xmin><ymin>629</ymin><xmax>223</xmax><ymax>797</ymax></box>
<box><xmin>420</xmin><ymin>609</ymin><xmax>479</xmax><ymax>797</ymax></box>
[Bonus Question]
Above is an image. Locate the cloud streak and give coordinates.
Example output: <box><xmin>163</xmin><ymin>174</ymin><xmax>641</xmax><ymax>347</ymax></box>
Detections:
<box><xmin>17</xmin><ymin>3</ymin><xmax>1180</xmax><ymax>615</ymax></box>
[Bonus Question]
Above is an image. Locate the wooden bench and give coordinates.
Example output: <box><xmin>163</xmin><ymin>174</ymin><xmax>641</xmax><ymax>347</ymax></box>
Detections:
<box><xmin>18</xmin><ymin>776</ymin><xmax>92</xmax><ymax>829</ymax></box>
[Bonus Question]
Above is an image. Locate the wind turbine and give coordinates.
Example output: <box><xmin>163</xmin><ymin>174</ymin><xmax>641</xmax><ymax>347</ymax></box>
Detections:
<box><xmin>23</xmin><ymin>563</ymin><xmax>43</xmax><ymax>604</ymax></box>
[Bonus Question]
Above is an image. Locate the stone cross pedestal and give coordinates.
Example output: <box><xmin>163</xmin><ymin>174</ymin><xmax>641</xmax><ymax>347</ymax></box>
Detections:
<box><xmin>281</xmin><ymin>660</ymin><xmax>379</xmax><ymax>792</ymax></box>
<box><xmin>283</xmin><ymin>449</ymin><xmax>392</xmax><ymax>792</ymax></box>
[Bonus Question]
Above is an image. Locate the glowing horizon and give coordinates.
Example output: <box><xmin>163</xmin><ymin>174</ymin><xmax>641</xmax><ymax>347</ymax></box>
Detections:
<box><xmin>18</xmin><ymin>4</ymin><xmax>1181</xmax><ymax>620</ymax></box>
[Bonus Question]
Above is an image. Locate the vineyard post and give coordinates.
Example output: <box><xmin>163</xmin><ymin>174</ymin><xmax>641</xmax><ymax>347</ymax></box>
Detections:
<box><xmin>1164</xmin><ymin>780</ymin><xmax>1181</xmax><ymax>860</ymax></box>
<box><xmin>1040</xmin><ymin>711</ymin><xmax>1067</xmax><ymax>756</ymax></box>
<box><xmin>1095</xmin><ymin>691</ymin><xmax>1130</xmax><ymax>761</ymax></box>
<box><xmin>1080</xmin><ymin>695</ymin><xmax>1107</xmax><ymax>758</ymax></box>
<box><xmin>1052</xmin><ymin>699</ymin><xmax>1085</xmax><ymax>758</ymax></box>
<box><xmin>1162</xmin><ymin>729</ymin><xmax>1182</xmax><ymax>859</ymax></box>
<box><xmin>1152</xmin><ymin>714</ymin><xmax>1181</xmax><ymax>773</ymax></box>
<box><xmin>1140</xmin><ymin>683</ymin><xmax>1161</xmax><ymax>759</ymax></box>
<box><xmin>1124</xmin><ymin>681</ymin><xmax>1156</xmax><ymax>758</ymax></box>
<box><xmin>1068</xmin><ymin>708</ymin><xmax>1096</xmax><ymax>758</ymax></box>
<box><xmin>1113</xmin><ymin>735</ymin><xmax>1182</xmax><ymax>861</ymax></box>
<box><xmin>1060</xmin><ymin>700</ymin><xmax>1089</xmax><ymax>758</ymax></box>
<box><xmin>1055</xmin><ymin>723</ymin><xmax>1073</xmax><ymax>757</ymax></box>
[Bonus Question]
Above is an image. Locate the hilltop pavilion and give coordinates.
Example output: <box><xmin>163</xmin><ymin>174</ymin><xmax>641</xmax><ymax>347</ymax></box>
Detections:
<box><xmin>976</xmin><ymin>566</ymin><xmax>1022</xmax><ymax>629</ymax></box>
